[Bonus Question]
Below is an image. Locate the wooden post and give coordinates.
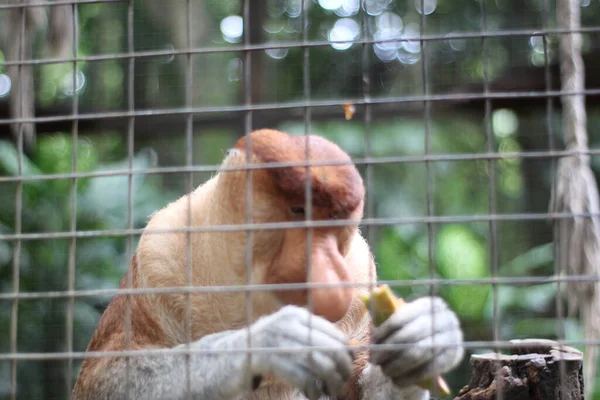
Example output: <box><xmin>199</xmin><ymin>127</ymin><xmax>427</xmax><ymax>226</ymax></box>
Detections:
<box><xmin>454</xmin><ymin>339</ymin><xmax>584</xmax><ymax>400</ymax></box>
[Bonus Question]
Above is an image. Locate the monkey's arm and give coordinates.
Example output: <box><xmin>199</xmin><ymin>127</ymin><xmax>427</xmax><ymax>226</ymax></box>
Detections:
<box><xmin>358</xmin><ymin>296</ymin><xmax>464</xmax><ymax>400</ymax></box>
<box><xmin>74</xmin><ymin>328</ymin><xmax>256</xmax><ymax>400</ymax></box>
<box><xmin>73</xmin><ymin>305</ymin><xmax>354</xmax><ymax>400</ymax></box>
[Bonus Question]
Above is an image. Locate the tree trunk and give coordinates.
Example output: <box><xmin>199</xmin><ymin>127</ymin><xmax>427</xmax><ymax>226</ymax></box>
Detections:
<box><xmin>455</xmin><ymin>339</ymin><xmax>584</xmax><ymax>400</ymax></box>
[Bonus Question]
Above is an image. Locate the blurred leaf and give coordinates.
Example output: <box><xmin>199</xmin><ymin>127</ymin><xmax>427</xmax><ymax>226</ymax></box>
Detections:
<box><xmin>35</xmin><ymin>135</ymin><xmax>99</xmax><ymax>175</ymax></box>
<box><xmin>445</xmin><ymin>285</ymin><xmax>492</xmax><ymax>320</ymax></box>
<box><xmin>0</xmin><ymin>239</ymin><xmax>12</xmax><ymax>268</ymax></box>
<box><xmin>513</xmin><ymin>318</ymin><xmax>571</xmax><ymax>338</ymax></box>
<box><xmin>436</xmin><ymin>224</ymin><xmax>488</xmax><ymax>280</ymax></box>
<box><xmin>499</xmin><ymin>242</ymin><xmax>553</xmax><ymax>276</ymax></box>
<box><xmin>0</xmin><ymin>141</ymin><xmax>43</xmax><ymax>178</ymax></box>
<box><xmin>78</xmin><ymin>147</ymin><xmax>161</xmax><ymax>229</ymax></box>
<box><xmin>482</xmin><ymin>283</ymin><xmax>556</xmax><ymax>323</ymax></box>
<box><xmin>436</xmin><ymin>224</ymin><xmax>490</xmax><ymax>319</ymax></box>
<box><xmin>377</xmin><ymin>228</ymin><xmax>418</xmax><ymax>280</ymax></box>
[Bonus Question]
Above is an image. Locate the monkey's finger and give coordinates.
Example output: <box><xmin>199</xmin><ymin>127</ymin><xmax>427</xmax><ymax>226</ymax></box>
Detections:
<box><xmin>318</xmin><ymin>379</ymin><xmax>331</xmax><ymax>398</ymax></box>
<box><xmin>386</xmin><ymin>346</ymin><xmax>461</xmax><ymax>389</ymax></box>
<box><xmin>299</xmin><ymin>351</ymin><xmax>347</xmax><ymax>397</ymax></box>
<box><xmin>302</xmin><ymin>379</ymin><xmax>325</xmax><ymax>400</ymax></box>
<box><xmin>375</xmin><ymin>327</ymin><xmax>462</xmax><ymax>370</ymax></box>
<box><xmin>374</xmin><ymin>330</ymin><xmax>463</xmax><ymax>379</ymax></box>
<box><xmin>298</xmin><ymin>320</ymin><xmax>356</xmax><ymax>365</ymax></box>
<box><xmin>294</xmin><ymin>311</ymin><xmax>350</xmax><ymax>345</ymax></box>
<box><xmin>299</xmin><ymin>378</ymin><xmax>323</xmax><ymax>400</ymax></box>
<box><xmin>281</xmin><ymin>360</ymin><xmax>330</xmax><ymax>400</ymax></box>
<box><xmin>371</xmin><ymin>297</ymin><xmax>450</xmax><ymax>344</ymax></box>
<box><xmin>271</xmin><ymin>306</ymin><xmax>349</xmax><ymax>345</ymax></box>
<box><xmin>258</xmin><ymin>355</ymin><xmax>322</xmax><ymax>398</ymax></box>
<box><xmin>374</xmin><ymin>344</ymin><xmax>442</xmax><ymax>381</ymax></box>
<box><xmin>254</xmin><ymin>316</ymin><xmax>353</xmax><ymax>384</ymax></box>
<box><xmin>373</xmin><ymin>309</ymin><xmax>459</xmax><ymax>349</ymax></box>
<box><xmin>289</xmin><ymin>326</ymin><xmax>354</xmax><ymax>383</ymax></box>
<box><xmin>316</xmin><ymin>352</ymin><xmax>350</xmax><ymax>397</ymax></box>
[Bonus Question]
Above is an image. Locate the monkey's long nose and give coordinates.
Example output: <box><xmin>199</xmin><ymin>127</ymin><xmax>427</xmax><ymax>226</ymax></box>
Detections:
<box><xmin>308</xmin><ymin>235</ymin><xmax>353</xmax><ymax>322</ymax></box>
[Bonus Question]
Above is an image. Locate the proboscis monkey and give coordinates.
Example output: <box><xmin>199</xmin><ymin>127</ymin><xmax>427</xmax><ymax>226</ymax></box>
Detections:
<box><xmin>72</xmin><ymin>129</ymin><xmax>464</xmax><ymax>400</ymax></box>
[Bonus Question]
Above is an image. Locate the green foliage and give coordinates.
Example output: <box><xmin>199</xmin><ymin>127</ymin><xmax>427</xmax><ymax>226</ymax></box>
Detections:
<box><xmin>436</xmin><ymin>224</ymin><xmax>491</xmax><ymax>320</ymax></box>
<box><xmin>0</xmin><ymin>134</ymin><xmax>172</xmax><ymax>399</ymax></box>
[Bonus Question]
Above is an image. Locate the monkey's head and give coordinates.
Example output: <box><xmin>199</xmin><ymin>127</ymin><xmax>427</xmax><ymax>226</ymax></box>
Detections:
<box><xmin>220</xmin><ymin>129</ymin><xmax>365</xmax><ymax>322</ymax></box>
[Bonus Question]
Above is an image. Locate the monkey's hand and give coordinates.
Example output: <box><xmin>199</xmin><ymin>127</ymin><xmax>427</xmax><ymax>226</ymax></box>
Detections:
<box><xmin>244</xmin><ymin>305</ymin><xmax>355</xmax><ymax>400</ymax></box>
<box><xmin>369</xmin><ymin>297</ymin><xmax>464</xmax><ymax>390</ymax></box>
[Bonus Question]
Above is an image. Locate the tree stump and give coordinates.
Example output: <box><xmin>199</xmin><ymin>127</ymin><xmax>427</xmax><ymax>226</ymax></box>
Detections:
<box><xmin>454</xmin><ymin>339</ymin><xmax>584</xmax><ymax>400</ymax></box>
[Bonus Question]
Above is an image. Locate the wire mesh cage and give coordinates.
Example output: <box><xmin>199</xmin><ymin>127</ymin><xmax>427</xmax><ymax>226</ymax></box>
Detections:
<box><xmin>0</xmin><ymin>0</ymin><xmax>599</xmax><ymax>399</ymax></box>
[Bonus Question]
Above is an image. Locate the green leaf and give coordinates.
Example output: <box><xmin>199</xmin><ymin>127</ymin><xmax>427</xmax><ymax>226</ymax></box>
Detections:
<box><xmin>499</xmin><ymin>243</ymin><xmax>553</xmax><ymax>276</ymax></box>
<box><xmin>0</xmin><ymin>141</ymin><xmax>42</xmax><ymax>177</ymax></box>
<box><xmin>436</xmin><ymin>224</ymin><xmax>490</xmax><ymax>319</ymax></box>
<box><xmin>77</xmin><ymin>147</ymin><xmax>163</xmax><ymax>229</ymax></box>
<box><xmin>444</xmin><ymin>285</ymin><xmax>491</xmax><ymax>320</ymax></box>
<box><xmin>436</xmin><ymin>224</ymin><xmax>488</xmax><ymax>280</ymax></box>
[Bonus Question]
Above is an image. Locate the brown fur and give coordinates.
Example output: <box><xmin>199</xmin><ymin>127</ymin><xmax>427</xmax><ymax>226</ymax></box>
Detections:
<box><xmin>346</xmin><ymin>350</ymin><xmax>369</xmax><ymax>400</ymax></box>
<box><xmin>235</xmin><ymin>130</ymin><xmax>364</xmax><ymax>219</ymax></box>
<box><xmin>74</xmin><ymin>255</ymin><xmax>169</xmax><ymax>394</ymax></box>
<box><xmin>73</xmin><ymin>129</ymin><xmax>378</xmax><ymax>399</ymax></box>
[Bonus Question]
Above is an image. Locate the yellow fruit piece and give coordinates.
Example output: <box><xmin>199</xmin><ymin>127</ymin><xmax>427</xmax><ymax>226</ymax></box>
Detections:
<box><xmin>359</xmin><ymin>285</ymin><xmax>451</xmax><ymax>397</ymax></box>
<box><xmin>342</xmin><ymin>103</ymin><xmax>356</xmax><ymax>120</ymax></box>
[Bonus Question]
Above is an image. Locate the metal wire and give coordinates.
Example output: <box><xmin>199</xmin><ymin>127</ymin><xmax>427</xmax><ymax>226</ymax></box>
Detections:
<box><xmin>64</xmin><ymin>1</ymin><xmax>80</xmax><ymax>398</ymax></box>
<box><xmin>0</xmin><ymin>338</ymin><xmax>593</xmax><ymax>362</ymax></box>
<box><xmin>183</xmin><ymin>0</ymin><xmax>194</xmax><ymax>396</ymax></box>
<box><xmin>123</xmin><ymin>0</ymin><xmax>136</xmax><ymax>397</ymax></box>
<box><xmin>0</xmin><ymin>338</ymin><xmax>594</xmax><ymax>360</ymax></box>
<box><xmin>2</xmin><ymin>147</ymin><xmax>600</xmax><ymax>185</ymax></box>
<box><xmin>541</xmin><ymin>0</ymin><xmax>569</xmax><ymax>394</ymax></box>
<box><xmin>0</xmin><ymin>273</ymin><xmax>598</xmax><ymax>299</ymax></box>
<box><xmin>242</xmin><ymin>0</ymin><xmax>256</xmax><ymax>395</ymax></box>
<box><xmin>0</xmin><ymin>0</ymin><xmax>124</xmax><ymax>10</ymax></box>
<box><xmin>2</xmin><ymin>211</ymin><xmax>600</xmax><ymax>242</ymax></box>
<box><xmin>479</xmin><ymin>2</ymin><xmax>504</xmax><ymax>398</ymax></box>
<box><xmin>360</xmin><ymin>0</ymin><xmax>377</xmax><ymax>354</ymax></box>
<box><xmin>8</xmin><ymin>5</ymin><xmax>26</xmax><ymax>399</ymax></box>
<box><xmin>2</xmin><ymin>88</ymin><xmax>600</xmax><ymax>129</ymax></box>
<box><xmin>417</xmin><ymin>0</ymin><xmax>443</xmax><ymax>388</ymax></box>
<box><xmin>2</xmin><ymin>26</ymin><xmax>600</xmax><ymax>67</ymax></box>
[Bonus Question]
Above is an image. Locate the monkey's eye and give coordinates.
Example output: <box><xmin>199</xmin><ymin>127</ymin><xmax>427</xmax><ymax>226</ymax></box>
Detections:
<box><xmin>289</xmin><ymin>206</ymin><xmax>306</xmax><ymax>217</ymax></box>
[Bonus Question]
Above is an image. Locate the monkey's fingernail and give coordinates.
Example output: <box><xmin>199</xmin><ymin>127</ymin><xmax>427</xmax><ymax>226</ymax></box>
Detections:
<box><xmin>252</xmin><ymin>375</ymin><xmax>263</xmax><ymax>390</ymax></box>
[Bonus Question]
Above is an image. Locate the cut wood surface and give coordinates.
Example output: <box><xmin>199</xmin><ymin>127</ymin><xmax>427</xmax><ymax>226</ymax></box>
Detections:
<box><xmin>454</xmin><ymin>339</ymin><xmax>584</xmax><ymax>400</ymax></box>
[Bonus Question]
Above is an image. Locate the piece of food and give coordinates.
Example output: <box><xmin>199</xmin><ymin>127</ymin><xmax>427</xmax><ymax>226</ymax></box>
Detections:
<box><xmin>358</xmin><ymin>285</ymin><xmax>451</xmax><ymax>397</ymax></box>
<box><xmin>342</xmin><ymin>103</ymin><xmax>356</xmax><ymax>120</ymax></box>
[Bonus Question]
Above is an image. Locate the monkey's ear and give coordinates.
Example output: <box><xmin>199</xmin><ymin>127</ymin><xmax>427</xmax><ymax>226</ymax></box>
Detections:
<box><xmin>226</xmin><ymin>148</ymin><xmax>241</xmax><ymax>157</ymax></box>
<box><xmin>220</xmin><ymin>148</ymin><xmax>246</xmax><ymax>175</ymax></box>
<box><xmin>225</xmin><ymin>148</ymin><xmax>252</xmax><ymax>165</ymax></box>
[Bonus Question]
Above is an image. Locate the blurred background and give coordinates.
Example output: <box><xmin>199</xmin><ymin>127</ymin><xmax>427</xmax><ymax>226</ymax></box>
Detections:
<box><xmin>1</xmin><ymin>0</ymin><xmax>600</xmax><ymax>398</ymax></box>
